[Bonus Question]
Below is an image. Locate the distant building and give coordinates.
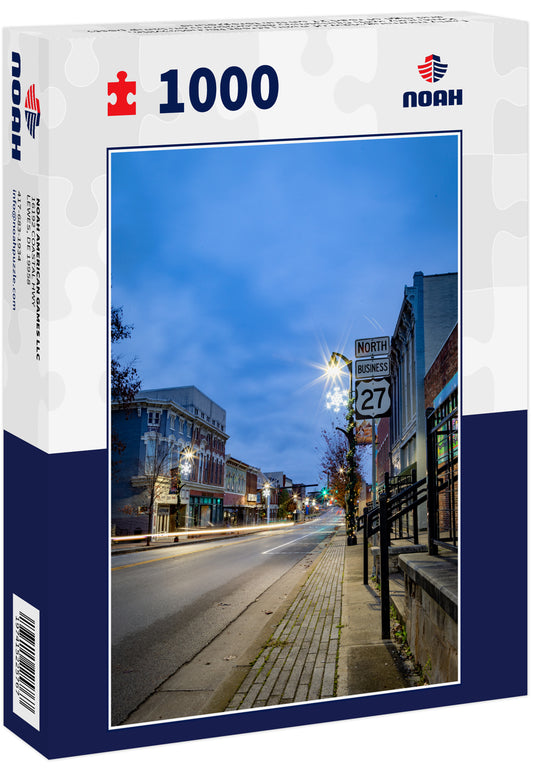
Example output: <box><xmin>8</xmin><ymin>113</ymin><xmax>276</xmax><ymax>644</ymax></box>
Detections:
<box><xmin>358</xmin><ymin>482</ymin><xmax>373</xmax><ymax>517</ymax></box>
<box><xmin>112</xmin><ymin>386</ymin><xmax>228</xmax><ymax>535</ymax></box>
<box><xmin>264</xmin><ymin>471</ymin><xmax>293</xmax><ymax>490</ymax></box>
<box><xmin>224</xmin><ymin>456</ymin><xmax>261</xmax><ymax>525</ymax></box>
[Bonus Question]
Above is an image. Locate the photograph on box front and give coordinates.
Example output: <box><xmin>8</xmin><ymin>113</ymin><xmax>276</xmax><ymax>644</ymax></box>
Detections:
<box><xmin>109</xmin><ymin>133</ymin><xmax>459</xmax><ymax>727</ymax></box>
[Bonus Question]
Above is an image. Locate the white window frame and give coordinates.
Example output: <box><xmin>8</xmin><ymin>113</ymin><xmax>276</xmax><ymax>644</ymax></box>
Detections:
<box><xmin>147</xmin><ymin>410</ymin><xmax>162</xmax><ymax>428</ymax></box>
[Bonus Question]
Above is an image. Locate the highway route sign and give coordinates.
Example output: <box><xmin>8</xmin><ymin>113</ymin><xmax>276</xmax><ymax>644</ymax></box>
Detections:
<box><xmin>355</xmin><ymin>378</ymin><xmax>391</xmax><ymax>419</ymax></box>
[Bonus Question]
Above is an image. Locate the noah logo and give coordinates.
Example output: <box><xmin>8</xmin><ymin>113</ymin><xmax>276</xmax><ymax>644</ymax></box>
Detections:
<box><xmin>403</xmin><ymin>53</ymin><xmax>462</xmax><ymax>108</ymax></box>
<box><xmin>418</xmin><ymin>54</ymin><xmax>448</xmax><ymax>83</ymax></box>
<box><xmin>11</xmin><ymin>52</ymin><xmax>22</xmax><ymax>160</ymax></box>
<box><xmin>24</xmin><ymin>84</ymin><xmax>41</xmax><ymax>138</ymax></box>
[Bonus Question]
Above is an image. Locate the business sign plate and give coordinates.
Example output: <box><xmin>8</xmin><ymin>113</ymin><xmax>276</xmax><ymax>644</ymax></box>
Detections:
<box><xmin>355</xmin><ymin>357</ymin><xmax>390</xmax><ymax>379</ymax></box>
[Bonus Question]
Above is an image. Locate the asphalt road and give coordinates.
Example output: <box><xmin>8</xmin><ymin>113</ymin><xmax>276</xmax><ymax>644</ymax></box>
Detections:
<box><xmin>111</xmin><ymin>510</ymin><xmax>342</xmax><ymax>725</ymax></box>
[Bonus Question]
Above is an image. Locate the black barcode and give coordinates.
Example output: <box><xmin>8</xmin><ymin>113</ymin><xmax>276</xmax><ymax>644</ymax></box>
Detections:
<box><xmin>13</xmin><ymin>595</ymin><xmax>40</xmax><ymax>730</ymax></box>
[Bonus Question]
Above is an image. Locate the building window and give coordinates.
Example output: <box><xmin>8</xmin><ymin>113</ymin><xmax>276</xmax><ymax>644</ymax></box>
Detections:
<box><xmin>401</xmin><ymin>437</ymin><xmax>416</xmax><ymax>470</ymax></box>
<box><xmin>145</xmin><ymin>437</ymin><xmax>156</xmax><ymax>474</ymax></box>
<box><xmin>147</xmin><ymin>411</ymin><xmax>161</xmax><ymax>428</ymax></box>
<box><xmin>169</xmin><ymin>413</ymin><xmax>176</xmax><ymax>430</ymax></box>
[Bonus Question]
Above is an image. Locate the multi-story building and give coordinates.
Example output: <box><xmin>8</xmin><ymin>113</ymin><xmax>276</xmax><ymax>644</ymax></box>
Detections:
<box><xmin>387</xmin><ymin>271</ymin><xmax>458</xmax><ymax>526</ymax></box>
<box><xmin>112</xmin><ymin>386</ymin><xmax>228</xmax><ymax>535</ymax></box>
<box><xmin>224</xmin><ymin>456</ymin><xmax>261</xmax><ymax>525</ymax></box>
<box><xmin>389</xmin><ymin>271</ymin><xmax>458</xmax><ymax>479</ymax></box>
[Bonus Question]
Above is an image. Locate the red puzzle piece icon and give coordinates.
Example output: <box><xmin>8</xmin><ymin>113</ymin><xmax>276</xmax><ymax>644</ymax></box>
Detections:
<box><xmin>107</xmin><ymin>71</ymin><xmax>136</xmax><ymax>116</ymax></box>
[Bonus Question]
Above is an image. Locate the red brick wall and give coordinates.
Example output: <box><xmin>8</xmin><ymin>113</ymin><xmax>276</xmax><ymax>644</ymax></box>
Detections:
<box><xmin>425</xmin><ymin>325</ymin><xmax>458</xmax><ymax>409</ymax></box>
<box><xmin>224</xmin><ymin>492</ymin><xmax>244</xmax><ymax>507</ymax></box>
<box><xmin>246</xmin><ymin>471</ymin><xmax>258</xmax><ymax>498</ymax></box>
<box><xmin>376</xmin><ymin>417</ymin><xmax>390</xmax><ymax>485</ymax></box>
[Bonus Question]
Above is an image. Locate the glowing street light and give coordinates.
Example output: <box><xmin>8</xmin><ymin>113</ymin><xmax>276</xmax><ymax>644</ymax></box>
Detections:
<box><xmin>322</xmin><ymin>350</ymin><xmax>358</xmax><ymax>545</ymax></box>
<box><xmin>262</xmin><ymin>481</ymin><xmax>272</xmax><ymax>524</ymax></box>
<box><xmin>326</xmin><ymin>351</ymin><xmax>353</xmax><ymax>393</ymax></box>
<box><xmin>169</xmin><ymin>445</ymin><xmax>195</xmax><ymax>540</ymax></box>
<box><xmin>179</xmin><ymin>446</ymin><xmax>195</xmax><ymax>478</ymax></box>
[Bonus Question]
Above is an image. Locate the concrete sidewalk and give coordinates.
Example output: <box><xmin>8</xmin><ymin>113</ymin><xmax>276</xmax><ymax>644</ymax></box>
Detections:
<box><xmin>337</xmin><ymin>531</ymin><xmax>409</xmax><ymax>696</ymax></box>
<box><xmin>224</xmin><ymin>529</ymin><xmax>345</xmax><ymax>709</ymax></box>
<box><xmin>222</xmin><ymin>526</ymin><xmax>408</xmax><ymax>712</ymax></box>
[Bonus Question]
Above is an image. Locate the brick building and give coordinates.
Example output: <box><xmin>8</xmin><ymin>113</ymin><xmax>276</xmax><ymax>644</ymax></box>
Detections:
<box><xmin>375</xmin><ymin>417</ymin><xmax>391</xmax><ymax>486</ymax></box>
<box><xmin>224</xmin><ymin>456</ymin><xmax>261</xmax><ymax>525</ymax></box>
<box><xmin>425</xmin><ymin>325</ymin><xmax>458</xmax><ymax>409</ymax></box>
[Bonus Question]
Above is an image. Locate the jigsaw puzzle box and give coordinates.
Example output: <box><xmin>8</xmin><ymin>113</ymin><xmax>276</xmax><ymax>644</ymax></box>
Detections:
<box><xmin>3</xmin><ymin>12</ymin><xmax>528</xmax><ymax>759</ymax></box>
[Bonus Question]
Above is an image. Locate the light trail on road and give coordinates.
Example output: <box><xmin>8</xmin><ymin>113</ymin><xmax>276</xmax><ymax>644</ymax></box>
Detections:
<box><xmin>111</xmin><ymin>521</ymin><xmax>295</xmax><ymax>542</ymax></box>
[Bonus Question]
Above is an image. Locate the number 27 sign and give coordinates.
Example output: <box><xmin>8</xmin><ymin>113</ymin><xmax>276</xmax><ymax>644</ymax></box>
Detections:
<box><xmin>355</xmin><ymin>378</ymin><xmax>392</xmax><ymax>419</ymax></box>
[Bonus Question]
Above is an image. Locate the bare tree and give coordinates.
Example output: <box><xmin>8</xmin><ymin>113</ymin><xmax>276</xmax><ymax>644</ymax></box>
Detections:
<box><xmin>139</xmin><ymin>432</ymin><xmax>175</xmax><ymax>545</ymax></box>
<box><xmin>278</xmin><ymin>488</ymin><xmax>297</xmax><ymax>519</ymax></box>
<box><xmin>318</xmin><ymin>423</ymin><xmax>364</xmax><ymax>511</ymax></box>
<box><xmin>111</xmin><ymin>306</ymin><xmax>141</xmax><ymax>475</ymax></box>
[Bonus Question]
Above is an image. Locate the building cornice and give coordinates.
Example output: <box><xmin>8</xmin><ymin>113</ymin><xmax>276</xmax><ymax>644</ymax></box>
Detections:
<box><xmin>112</xmin><ymin>397</ymin><xmax>229</xmax><ymax>440</ymax></box>
<box><xmin>225</xmin><ymin>455</ymin><xmax>261</xmax><ymax>473</ymax></box>
<box><xmin>186</xmin><ymin>481</ymin><xmax>225</xmax><ymax>495</ymax></box>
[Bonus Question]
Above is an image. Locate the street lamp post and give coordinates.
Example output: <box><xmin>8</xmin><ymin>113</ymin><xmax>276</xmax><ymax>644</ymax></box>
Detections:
<box><xmin>262</xmin><ymin>482</ymin><xmax>271</xmax><ymax>525</ymax></box>
<box><xmin>171</xmin><ymin>446</ymin><xmax>194</xmax><ymax>536</ymax></box>
<box><xmin>293</xmin><ymin>493</ymin><xmax>299</xmax><ymax>521</ymax></box>
<box><xmin>326</xmin><ymin>351</ymin><xmax>357</xmax><ymax>545</ymax></box>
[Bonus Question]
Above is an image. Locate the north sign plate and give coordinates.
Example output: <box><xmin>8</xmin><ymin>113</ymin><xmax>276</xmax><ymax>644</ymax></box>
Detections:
<box><xmin>355</xmin><ymin>336</ymin><xmax>390</xmax><ymax>358</ymax></box>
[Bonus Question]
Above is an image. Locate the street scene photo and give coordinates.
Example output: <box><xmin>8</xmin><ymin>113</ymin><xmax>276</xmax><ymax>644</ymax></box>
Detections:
<box><xmin>110</xmin><ymin>133</ymin><xmax>459</xmax><ymax>726</ymax></box>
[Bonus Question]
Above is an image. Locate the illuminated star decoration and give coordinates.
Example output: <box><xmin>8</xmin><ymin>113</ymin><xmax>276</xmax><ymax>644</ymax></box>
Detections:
<box><xmin>179</xmin><ymin>447</ymin><xmax>195</xmax><ymax>477</ymax></box>
<box><xmin>326</xmin><ymin>385</ymin><xmax>348</xmax><ymax>413</ymax></box>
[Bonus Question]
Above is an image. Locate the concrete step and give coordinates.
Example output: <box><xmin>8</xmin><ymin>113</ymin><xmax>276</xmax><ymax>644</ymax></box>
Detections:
<box><xmin>389</xmin><ymin>572</ymin><xmax>407</xmax><ymax>626</ymax></box>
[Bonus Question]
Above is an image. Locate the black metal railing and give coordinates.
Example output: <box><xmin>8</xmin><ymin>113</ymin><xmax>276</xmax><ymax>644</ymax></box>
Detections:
<box><xmin>360</xmin><ymin>477</ymin><xmax>427</xmax><ymax>639</ymax></box>
<box><xmin>357</xmin><ymin>390</ymin><xmax>459</xmax><ymax>639</ymax></box>
<box><xmin>426</xmin><ymin>389</ymin><xmax>458</xmax><ymax>556</ymax></box>
<box><xmin>359</xmin><ymin>475</ymin><xmax>427</xmax><ymax>582</ymax></box>
<box><xmin>384</xmin><ymin>469</ymin><xmax>422</xmax><ymax>543</ymax></box>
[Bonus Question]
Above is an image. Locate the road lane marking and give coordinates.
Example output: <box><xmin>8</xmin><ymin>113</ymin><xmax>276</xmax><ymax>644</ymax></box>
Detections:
<box><xmin>261</xmin><ymin>527</ymin><xmax>332</xmax><ymax>554</ymax></box>
<box><xmin>112</xmin><ymin>524</ymin><xmax>339</xmax><ymax>570</ymax></box>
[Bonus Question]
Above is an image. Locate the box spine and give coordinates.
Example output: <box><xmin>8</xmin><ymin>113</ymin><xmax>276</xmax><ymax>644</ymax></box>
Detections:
<box><xmin>3</xmin><ymin>28</ymin><xmax>48</xmax><ymax>449</ymax></box>
<box><xmin>3</xmin><ymin>27</ymin><xmax>50</xmax><ymax>756</ymax></box>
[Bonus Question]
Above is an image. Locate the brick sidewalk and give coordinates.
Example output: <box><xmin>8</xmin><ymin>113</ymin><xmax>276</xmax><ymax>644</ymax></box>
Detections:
<box><xmin>225</xmin><ymin>530</ymin><xmax>345</xmax><ymax>710</ymax></box>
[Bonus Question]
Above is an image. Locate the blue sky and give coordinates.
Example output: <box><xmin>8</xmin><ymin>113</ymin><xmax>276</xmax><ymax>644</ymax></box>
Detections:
<box><xmin>111</xmin><ymin>133</ymin><xmax>458</xmax><ymax>485</ymax></box>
